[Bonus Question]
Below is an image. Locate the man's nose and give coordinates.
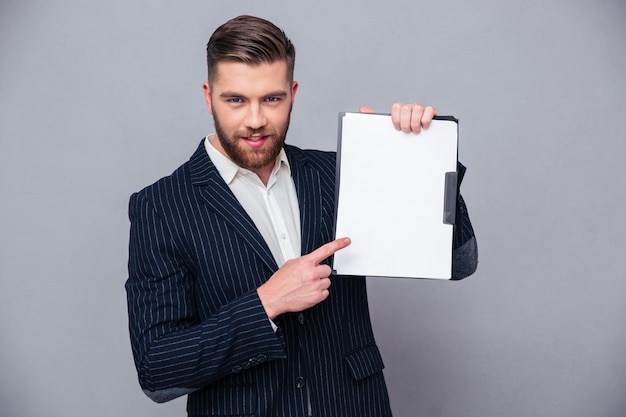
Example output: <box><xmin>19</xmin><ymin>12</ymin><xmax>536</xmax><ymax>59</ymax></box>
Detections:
<box><xmin>244</xmin><ymin>104</ymin><xmax>267</xmax><ymax>130</ymax></box>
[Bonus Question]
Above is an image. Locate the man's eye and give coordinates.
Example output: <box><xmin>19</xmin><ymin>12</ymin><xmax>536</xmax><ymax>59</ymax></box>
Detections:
<box><xmin>228</xmin><ymin>98</ymin><xmax>243</xmax><ymax>104</ymax></box>
<box><xmin>265</xmin><ymin>97</ymin><xmax>280</xmax><ymax>103</ymax></box>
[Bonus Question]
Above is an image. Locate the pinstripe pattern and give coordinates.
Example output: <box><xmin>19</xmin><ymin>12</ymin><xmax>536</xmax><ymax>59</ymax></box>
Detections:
<box><xmin>126</xmin><ymin>140</ymin><xmax>477</xmax><ymax>416</ymax></box>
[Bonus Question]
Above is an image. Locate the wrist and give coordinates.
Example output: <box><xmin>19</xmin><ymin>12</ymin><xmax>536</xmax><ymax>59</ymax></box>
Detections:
<box><xmin>257</xmin><ymin>285</ymin><xmax>281</xmax><ymax>320</ymax></box>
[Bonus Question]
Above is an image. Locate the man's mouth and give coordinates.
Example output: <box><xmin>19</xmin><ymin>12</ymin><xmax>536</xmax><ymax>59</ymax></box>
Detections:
<box><xmin>242</xmin><ymin>134</ymin><xmax>269</xmax><ymax>148</ymax></box>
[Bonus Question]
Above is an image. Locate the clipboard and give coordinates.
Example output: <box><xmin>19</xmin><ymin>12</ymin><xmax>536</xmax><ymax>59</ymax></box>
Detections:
<box><xmin>332</xmin><ymin>112</ymin><xmax>459</xmax><ymax>279</ymax></box>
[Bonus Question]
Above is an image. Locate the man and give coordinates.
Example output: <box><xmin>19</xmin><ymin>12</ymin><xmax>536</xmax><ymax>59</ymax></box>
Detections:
<box><xmin>126</xmin><ymin>14</ymin><xmax>477</xmax><ymax>417</ymax></box>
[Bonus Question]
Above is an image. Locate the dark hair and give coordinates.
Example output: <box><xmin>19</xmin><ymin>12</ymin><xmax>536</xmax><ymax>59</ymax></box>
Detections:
<box><xmin>206</xmin><ymin>15</ymin><xmax>296</xmax><ymax>84</ymax></box>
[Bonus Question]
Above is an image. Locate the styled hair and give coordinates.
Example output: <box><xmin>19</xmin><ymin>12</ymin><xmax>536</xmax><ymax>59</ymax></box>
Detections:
<box><xmin>206</xmin><ymin>15</ymin><xmax>296</xmax><ymax>85</ymax></box>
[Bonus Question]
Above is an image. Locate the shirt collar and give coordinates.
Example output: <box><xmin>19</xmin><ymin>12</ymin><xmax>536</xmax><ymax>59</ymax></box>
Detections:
<box><xmin>204</xmin><ymin>135</ymin><xmax>291</xmax><ymax>185</ymax></box>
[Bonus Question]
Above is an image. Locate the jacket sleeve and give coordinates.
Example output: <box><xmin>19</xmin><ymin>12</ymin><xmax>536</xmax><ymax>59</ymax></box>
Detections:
<box><xmin>451</xmin><ymin>163</ymin><xmax>479</xmax><ymax>279</ymax></box>
<box><xmin>125</xmin><ymin>192</ymin><xmax>287</xmax><ymax>402</ymax></box>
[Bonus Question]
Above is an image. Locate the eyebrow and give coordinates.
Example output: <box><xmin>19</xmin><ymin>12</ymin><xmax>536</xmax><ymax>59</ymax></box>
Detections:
<box><xmin>219</xmin><ymin>90</ymin><xmax>288</xmax><ymax>99</ymax></box>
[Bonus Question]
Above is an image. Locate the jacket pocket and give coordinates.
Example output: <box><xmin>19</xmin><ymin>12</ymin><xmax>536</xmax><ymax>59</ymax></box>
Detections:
<box><xmin>344</xmin><ymin>344</ymin><xmax>385</xmax><ymax>381</ymax></box>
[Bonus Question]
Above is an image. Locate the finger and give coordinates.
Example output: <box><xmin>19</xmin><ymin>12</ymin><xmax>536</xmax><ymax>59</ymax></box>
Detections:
<box><xmin>307</xmin><ymin>237</ymin><xmax>351</xmax><ymax>265</ymax></box>
<box><xmin>318</xmin><ymin>277</ymin><xmax>332</xmax><ymax>302</ymax></box>
<box><xmin>391</xmin><ymin>103</ymin><xmax>402</xmax><ymax>130</ymax></box>
<box><xmin>314</xmin><ymin>264</ymin><xmax>332</xmax><ymax>280</ymax></box>
<box><xmin>409</xmin><ymin>104</ymin><xmax>425</xmax><ymax>134</ymax></box>
<box><xmin>399</xmin><ymin>104</ymin><xmax>420</xmax><ymax>133</ymax></box>
<box><xmin>320</xmin><ymin>278</ymin><xmax>332</xmax><ymax>291</ymax></box>
<box><xmin>359</xmin><ymin>106</ymin><xmax>375</xmax><ymax>114</ymax></box>
<box><xmin>421</xmin><ymin>106</ymin><xmax>437</xmax><ymax>130</ymax></box>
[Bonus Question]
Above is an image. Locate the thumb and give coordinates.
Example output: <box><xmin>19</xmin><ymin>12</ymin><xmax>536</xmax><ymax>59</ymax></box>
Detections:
<box><xmin>358</xmin><ymin>105</ymin><xmax>376</xmax><ymax>114</ymax></box>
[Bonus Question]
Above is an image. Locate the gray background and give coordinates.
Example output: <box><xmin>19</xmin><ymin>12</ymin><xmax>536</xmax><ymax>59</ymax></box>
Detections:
<box><xmin>1</xmin><ymin>0</ymin><xmax>624</xmax><ymax>416</ymax></box>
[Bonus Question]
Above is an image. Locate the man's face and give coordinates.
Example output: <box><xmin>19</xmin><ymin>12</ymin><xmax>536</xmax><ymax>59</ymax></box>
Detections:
<box><xmin>204</xmin><ymin>61</ymin><xmax>298</xmax><ymax>177</ymax></box>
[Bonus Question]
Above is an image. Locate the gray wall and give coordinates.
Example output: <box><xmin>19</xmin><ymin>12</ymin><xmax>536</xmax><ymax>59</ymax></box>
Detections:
<box><xmin>1</xmin><ymin>1</ymin><xmax>624</xmax><ymax>416</ymax></box>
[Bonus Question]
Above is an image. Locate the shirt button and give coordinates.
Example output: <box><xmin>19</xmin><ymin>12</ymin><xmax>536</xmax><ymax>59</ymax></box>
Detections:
<box><xmin>281</xmin><ymin>233</ymin><xmax>286</xmax><ymax>240</ymax></box>
<box><xmin>295</xmin><ymin>376</ymin><xmax>306</xmax><ymax>389</ymax></box>
<box><xmin>297</xmin><ymin>313</ymin><xmax>305</xmax><ymax>325</ymax></box>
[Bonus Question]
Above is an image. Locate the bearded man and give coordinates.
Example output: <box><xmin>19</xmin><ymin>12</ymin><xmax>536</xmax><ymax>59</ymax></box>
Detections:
<box><xmin>125</xmin><ymin>14</ymin><xmax>477</xmax><ymax>417</ymax></box>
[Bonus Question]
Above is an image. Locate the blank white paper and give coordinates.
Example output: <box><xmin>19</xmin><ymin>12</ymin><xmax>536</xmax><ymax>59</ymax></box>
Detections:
<box><xmin>333</xmin><ymin>112</ymin><xmax>458</xmax><ymax>279</ymax></box>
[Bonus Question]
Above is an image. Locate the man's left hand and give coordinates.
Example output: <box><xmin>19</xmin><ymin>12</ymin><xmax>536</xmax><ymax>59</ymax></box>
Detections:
<box><xmin>359</xmin><ymin>103</ymin><xmax>437</xmax><ymax>134</ymax></box>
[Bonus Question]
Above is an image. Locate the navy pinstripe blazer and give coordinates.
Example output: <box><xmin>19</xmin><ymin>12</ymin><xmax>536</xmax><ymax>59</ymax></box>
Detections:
<box><xmin>126</xmin><ymin>140</ymin><xmax>477</xmax><ymax>417</ymax></box>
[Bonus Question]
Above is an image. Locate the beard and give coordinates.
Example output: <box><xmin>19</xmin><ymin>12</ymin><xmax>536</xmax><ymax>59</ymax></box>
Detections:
<box><xmin>212</xmin><ymin>109</ymin><xmax>291</xmax><ymax>171</ymax></box>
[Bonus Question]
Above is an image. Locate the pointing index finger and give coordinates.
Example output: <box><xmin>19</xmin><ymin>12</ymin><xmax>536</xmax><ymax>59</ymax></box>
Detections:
<box><xmin>307</xmin><ymin>237</ymin><xmax>351</xmax><ymax>265</ymax></box>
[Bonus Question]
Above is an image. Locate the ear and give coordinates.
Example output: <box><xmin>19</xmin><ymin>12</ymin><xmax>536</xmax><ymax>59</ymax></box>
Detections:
<box><xmin>203</xmin><ymin>82</ymin><xmax>214</xmax><ymax>115</ymax></box>
<box><xmin>291</xmin><ymin>81</ymin><xmax>299</xmax><ymax>105</ymax></box>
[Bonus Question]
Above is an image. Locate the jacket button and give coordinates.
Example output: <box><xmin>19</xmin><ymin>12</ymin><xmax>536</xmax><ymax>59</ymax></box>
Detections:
<box><xmin>295</xmin><ymin>376</ymin><xmax>306</xmax><ymax>389</ymax></box>
<box><xmin>257</xmin><ymin>354</ymin><xmax>267</xmax><ymax>362</ymax></box>
<box><xmin>297</xmin><ymin>313</ymin><xmax>305</xmax><ymax>325</ymax></box>
<box><xmin>232</xmin><ymin>366</ymin><xmax>242</xmax><ymax>373</ymax></box>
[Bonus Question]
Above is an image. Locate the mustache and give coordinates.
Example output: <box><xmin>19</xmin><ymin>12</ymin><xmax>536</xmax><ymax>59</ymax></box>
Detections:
<box><xmin>238</xmin><ymin>128</ymin><xmax>277</xmax><ymax>137</ymax></box>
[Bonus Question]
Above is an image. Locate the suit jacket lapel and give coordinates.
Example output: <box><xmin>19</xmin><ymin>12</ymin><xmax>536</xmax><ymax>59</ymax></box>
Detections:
<box><xmin>188</xmin><ymin>141</ymin><xmax>278</xmax><ymax>272</ymax></box>
<box><xmin>286</xmin><ymin>146</ymin><xmax>323</xmax><ymax>257</ymax></box>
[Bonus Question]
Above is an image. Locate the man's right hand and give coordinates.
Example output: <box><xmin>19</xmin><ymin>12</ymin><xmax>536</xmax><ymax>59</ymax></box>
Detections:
<box><xmin>256</xmin><ymin>237</ymin><xmax>351</xmax><ymax>320</ymax></box>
